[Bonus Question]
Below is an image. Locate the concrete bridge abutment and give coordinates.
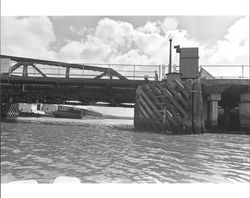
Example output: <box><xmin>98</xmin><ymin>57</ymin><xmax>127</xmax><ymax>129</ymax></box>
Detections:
<box><xmin>207</xmin><ymin>94</ymin><xmax>221</xmax><ymax>129</ymax></box>
<box><xmin>223</xmin><ymin>103</ymin><xmax>232</xmax><ymax>130</ymax></box>
<box><xmin>239</xmin><ymin>93</ymin><xmax>250</xmax><ymax>132</ymax></box>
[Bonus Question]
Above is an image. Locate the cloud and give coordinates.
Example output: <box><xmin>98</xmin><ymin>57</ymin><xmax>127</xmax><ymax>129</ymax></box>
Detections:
<box><xmin>161</xmin><ymin>17</ymin><xmax>179</xmax><ymax>33</ymax></box>
<box><xmin>208</xmin><ymin>16</ymin><xmax>249</xmax><ymax>65</ymax></box>
<box><xmin>109</xmin><ymin>49</ymin><xmax>150</xmax><ymax>64</ymax></box>
<box><xmin>59</xmin><ymin>41</ymin><xmax>85</xmax><ymax>61</ymax></box>
<box><xmin>59</xmin><ymin>35</ymin><xmax>112</xmax><ymax>63</ymax></box>
<box><xmin>1</xmin><ymin>16</ymin><xmax>57</xmax><ymax>60</ymax></box>
<box><xmin>2</xmin><ymin>16</ymin><xmax>248</xmax><ymax>71</ymax></box>
<box><xmin>58</xmin><ymin>18</ymin><xmax>136</xmax><ymax>63</ymax></box>
<box><xmin>69</xmin><ymin>26</ymin><xmax>94</xmax><ymax>38</ymax></box>
<box><xmin>134</xmin><ymin>27</ymin><xmax>201</xmax><ymax>65</ymax></box>
<box><xmin>79</xmin><ymin>36</ymin><xmax>112</xmax><ymax>62</ymax></box>
<box><xmin>96</xmin><ymin>18</ymin><xmax>133</xmax><ymax>47</ymax></box>
<box><xmin>137</xmin><ymin>21</ymin><xmax>161</xmax><ymax>34</ymax></box>
<box><xmin>59</xmin><ymin>17</ymin><xmax>202</xmax><ymax>66</ymax></box>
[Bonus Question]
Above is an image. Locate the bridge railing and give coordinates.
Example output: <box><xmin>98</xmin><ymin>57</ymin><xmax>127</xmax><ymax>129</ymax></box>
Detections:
<box><xmin>2</xmin><ymin>55</ymin><xmax>249</xmax><ymax>80</ymax></box>
<box><xmin>8</xmin><ymin>64</ymin><xmax>250</xmax><ymax>80</ymax></box>
<box><xmin>171</xmin><ymin>65</ymin><xmax>249</xmax><ymax>79</ymax></box>
<box><xmin>82</xmin><ymin>63</ymin><xmax>163</xmax><ymax>80</ymax></box>
<box><xmin>200</xmin><ymin>65</ymin><xmax>250</xmax><ymax>79</ymax></box>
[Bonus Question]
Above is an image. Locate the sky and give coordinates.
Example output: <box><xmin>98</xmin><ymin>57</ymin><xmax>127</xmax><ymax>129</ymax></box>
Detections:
<box><xmin>1</xmin><ymin>16</ymin><xmax>249</xmax><ymax>67</ymax></box>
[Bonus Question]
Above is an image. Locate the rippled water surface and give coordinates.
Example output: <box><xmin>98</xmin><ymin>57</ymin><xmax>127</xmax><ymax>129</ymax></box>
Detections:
<box><xmin>1</xmin><ymin>118</ymin><xmax>250</xmax><ymax>183</ymax></box>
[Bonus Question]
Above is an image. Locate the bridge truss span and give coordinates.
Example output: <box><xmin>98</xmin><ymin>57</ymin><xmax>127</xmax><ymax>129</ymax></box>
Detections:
<box><xmin>0</xmin><ymin>55</ymin><xmax>161</xmax><ymax>105</ymax></box>
<box><xmin>0</xmin><ymin>55</ymin><xmax>163</xmax><ymax>81</ymax></box>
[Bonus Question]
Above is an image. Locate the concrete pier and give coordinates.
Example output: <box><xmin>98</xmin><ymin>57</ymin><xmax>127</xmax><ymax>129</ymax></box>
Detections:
<box><xmin>239</xmin><ymin>93</ymin><xmax>250</xmax><ymax>132</ymax></box>
<box><xmin>1</xmin><ymin>103</ymin><xmax>19</xmax><ymax>121</ymax></box>
<box><xmin>223</xmin><ymin>104</ymin><xmax>231</xmax><ymax>130</ymax></box>
<box><xmin>201</xmin><ymin>79</ymin><xmax>249</xmax><ymax>132</ymax></box>
<box><xmin>208</xmin><ymin>94</ymin><xmax>221</xmax><ymax>129</ymax></box>
<box><xmin>134</xmin><ymin>79</ymin><xmax>205</xmax><ymax>134</ymax></box>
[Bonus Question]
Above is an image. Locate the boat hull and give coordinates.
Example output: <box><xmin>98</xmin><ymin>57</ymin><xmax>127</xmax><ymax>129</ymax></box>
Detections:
<box><xmin>53</xmin><ymin>110</ymin><xmax>82</xmax><ymax>119</ymax></box>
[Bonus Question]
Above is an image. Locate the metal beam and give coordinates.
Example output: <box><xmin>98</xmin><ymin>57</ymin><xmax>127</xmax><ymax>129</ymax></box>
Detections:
<box><xmin>23</xmin><ymin>64</ymin><xmax>28</xmax><ymax>77</ymax></box>
<box><xmin>1</xmin><ymin>54</ymin><xmax>128</xmax><ymax>80</ymax></box>
<box><xmin>9</xmin><ymin>62</ymin><xmax>23</xmax><ymax>73</ymax></box>
<box><xmin>31</xmin><ymin>64</ymin><xmax>47</xmax><ymax>78</ymax></box>
<box><xmin>66</xmin><ymin>67</ymin><xmax>70</xmax><ymax>78</ymax></box>
<box><xmin>94</xmin><ymin>71</ymin><xmax>108</xmax><ymax>79</ymax></box>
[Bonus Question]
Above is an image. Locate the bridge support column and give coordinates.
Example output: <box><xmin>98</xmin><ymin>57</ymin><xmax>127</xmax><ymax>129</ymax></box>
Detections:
<box><xmin>208</xmin><ymin>94</ymin><xmax>221</xmax><ymax>129</ymax></box>
<box><xmin>223</xmin><ymin>104</ymin><xmax>231</xmax><ymax>129</ymax></box>
<box><xmin>1</xmin><ymin>103</ymin><xmax>19</xmax><ymax>121</ymax></box>
<box><xmin>202</xmin><ymin>97</ymin><xmax>208</xmax><ymax>127</ymax></box>
<box><xmin>239</xmin><ymin>93</ymin><xmax>250</xmax><ymax>132</ymax></box>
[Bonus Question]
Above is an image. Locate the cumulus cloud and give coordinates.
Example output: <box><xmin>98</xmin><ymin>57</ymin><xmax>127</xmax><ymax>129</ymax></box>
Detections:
<box><xmin>59</xmin><ymin>35</ymin><xmax>113</xmax><ymax>63</ymax></box>
<box><xmin>59</xmin><ymin>17</ymin><xmax>201</xmax><ymax>66</ymax></box>
<box><xmin>161</xmin><ymin>17</ymin><xmax>179</xmax><ymax>33</ymax></box>
<box><xmin>59</xmin><ymin>41</ymin><xmax>85</xmax><ymax>61</ymax></box>
<box><xmin>109</xmin><ymin>49</ymin><xmax>150</xmax><ymax>65</ymax></box>
<box><xmin>208</xmin><ymin>16</ymin><xmax>249</xmax><ymax>65</ymax></box>
<box><xmin>137</xmin><ymin>21</ymin><xmax>161</xmax><ymax>34</ymax></box>
<box><xmin>79</xmin><ymin>36</ymin><xmax>112</xmax><ymax>62</ymax></box>
<box><xmin>58</xmin><ymin>18</ymin><xmax>136</xmax><ymax>63</ymax></box>
<box><xmin>2</xmin><ymin>16</ymin><xmax>248</xmax><ymax>71</ymax></box>
<box><xmin>1</xmin><ymin>16</ymin><xmax>57</xmax><ymax>60</ymax></box>
<box><xmin>95</xmin><ymin>18</ymin><xmax>134</xmax><ymax>52</ymax></box>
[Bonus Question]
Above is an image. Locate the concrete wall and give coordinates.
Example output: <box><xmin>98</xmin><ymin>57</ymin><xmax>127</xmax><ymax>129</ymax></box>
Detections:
<box><xmin>239</xmin><ymin>93</ymin><xmax>250</xmax><ymax>131</ymax></box>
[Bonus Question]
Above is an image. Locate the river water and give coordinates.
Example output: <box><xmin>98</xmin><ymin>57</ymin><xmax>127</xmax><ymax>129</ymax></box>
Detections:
<box><xmin>1</xmin><ymin>117</ymin><xmax>250</xmax><ymax>183</ymax></box>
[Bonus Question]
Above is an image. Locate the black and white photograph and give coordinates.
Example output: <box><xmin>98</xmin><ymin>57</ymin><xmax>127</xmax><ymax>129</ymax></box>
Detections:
<box><xmin>1</xmin><ymin>0</ymin><xmax>249</xmax><ymax>197</ymax></box>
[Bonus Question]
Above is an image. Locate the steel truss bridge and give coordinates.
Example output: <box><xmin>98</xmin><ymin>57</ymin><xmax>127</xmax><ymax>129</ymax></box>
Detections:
<box><xmin>1</xmin><ymin>55</ymin><xmax>249</xmax><ymax>106</ymax></box>
<box><xmin>0</xmin><ymin>55</ymin><xmax>163</xmax><ymax>106</ymax></box>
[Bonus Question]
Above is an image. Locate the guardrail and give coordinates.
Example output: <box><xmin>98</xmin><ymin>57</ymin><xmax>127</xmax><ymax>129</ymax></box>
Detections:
<box><xmin>10</xmin><ymin>62</ymin><xmax>163</xmax><ymax>81</ymax></box>
<box><xmin>200</xmin><ymin>65</ymin><xmax>249</xmax><ymax>79</ymax></box>
<box><xmin>84</xmin><ymin>63</ymin><xmax>163</xmax><ymax>80</ymax></box>
<box><xmin>168</xmin><ymin>65</ymin><xmax>249</xmax><ymax>79</ymax></box>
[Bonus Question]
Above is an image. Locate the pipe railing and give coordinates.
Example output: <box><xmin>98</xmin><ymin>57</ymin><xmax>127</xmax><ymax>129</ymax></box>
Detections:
<box><xmin>200</xmin><ymin>65</ymin><xmax>249</xmax><ymax>79</ymax></box>
<box><xmin>10</xmin><ymin>62</ymin><xmax>163</xmax><ymax>81</ymax></box>
<box><xmin>5</xmin><ymin>60</ymin><xmax>250</xmax><ymax>80</ymax></box>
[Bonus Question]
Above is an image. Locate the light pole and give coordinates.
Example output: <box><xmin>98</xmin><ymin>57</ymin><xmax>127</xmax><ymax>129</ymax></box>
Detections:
<box><xmin>168</xmin><ymin>35</ymin><xmax>173</xmax><ymax>73</ymax></box>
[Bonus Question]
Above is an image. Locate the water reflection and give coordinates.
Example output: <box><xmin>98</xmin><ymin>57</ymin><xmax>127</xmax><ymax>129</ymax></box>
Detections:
<box><xmin>1</xmin><ymin>120</ymin><xmax>250</xmax><ymax>183</ymax></box>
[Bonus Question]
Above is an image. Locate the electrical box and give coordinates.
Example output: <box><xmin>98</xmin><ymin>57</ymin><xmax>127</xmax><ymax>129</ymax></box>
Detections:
<box><xmin>178</xmin><ymin>48</ymin><xmax>199</xmax><ymax>79</ymax></box>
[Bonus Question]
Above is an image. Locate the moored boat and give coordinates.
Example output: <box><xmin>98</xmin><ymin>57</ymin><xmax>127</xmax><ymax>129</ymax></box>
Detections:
<box><xmin>53</xmin><ymin>105</ymin><xmax>82</xmax><ymax>119</ymax></box>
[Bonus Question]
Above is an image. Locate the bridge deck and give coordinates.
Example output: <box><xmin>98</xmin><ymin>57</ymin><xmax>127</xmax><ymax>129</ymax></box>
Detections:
<box><xmin>0</xmin><ymin>75</ymin><xmax>148</xmax><ymax>87</ymax></box>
